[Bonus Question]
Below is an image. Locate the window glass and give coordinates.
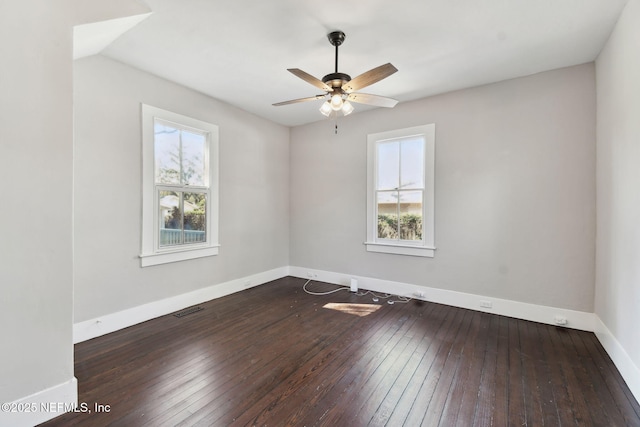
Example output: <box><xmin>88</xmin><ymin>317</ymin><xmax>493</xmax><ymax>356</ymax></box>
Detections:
<box><xmin>183</xmin><ymin>192</ymin><xmax>206</xmax><ymax>243</ymax></box>
<box><xmin>398</xmin><ymin>190</ymin><xmax>423</xmax><ymax>241</ymax></box>
<box><xmin>159</xmin><ymin>190</ymin><xmax>182</xmax><ymax>246</ymax></box>
<box><xmin>376</xmin><ymin>138</ymin><xmax>426</xmax><ymax>243</ymax></box>
<box><xmin>181</xmin><ymin>131</ymin><xmax>206</xmax><ymax>186</ymax></box>
<box><xmin>158</xmin><ymin>191</ymin><xmax>207</xmax><ymax>247</ymax></box>
<box><xmin>400</xmin><ymin>137</ymin><xmax>424</xmax><ymax>189</ymax></box>
<box><xmin>377</xmin><ymin>191</ymin><xmax>399</xmax><ymax>239</ymax></box>
<box><xmin>155</xmin><ymin>123</ymin><xmax>181</xmax><ymax>185</ymax></box>
<box><xmin>377</xmin><ymin>141</ymin><xmax>399</xmax><ymax>190</ymax></box>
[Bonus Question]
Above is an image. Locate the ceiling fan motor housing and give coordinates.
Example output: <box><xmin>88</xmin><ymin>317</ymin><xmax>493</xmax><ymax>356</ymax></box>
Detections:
<box><xmin>322</xmin><ymin>72</ymin><xmax>351</xmax><ymax>90</ymax></box>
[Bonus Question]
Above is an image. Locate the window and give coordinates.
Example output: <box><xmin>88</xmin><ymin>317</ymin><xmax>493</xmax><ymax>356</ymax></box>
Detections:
<box><xmin>366</xmin><ymin>124</ymin><xmax>435</xmax><ymax>257</ymax></box>
<box><xmin>140</xmin><ymin>104</ymin><xmax>219</xmax><ymax>267</ymax></box>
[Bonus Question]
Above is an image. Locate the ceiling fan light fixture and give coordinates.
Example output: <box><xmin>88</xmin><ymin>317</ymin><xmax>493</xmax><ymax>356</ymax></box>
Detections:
<box><xmin>319</xmin><ymin>101</ymin><xmax>333</xmax><ymax>117</ymax></box>
<box><xmin>273</xmin><ymin>30</ymin><xmax>399</xmax><ymax>125</ymax></box>
<box><xmin>330</xmin><ymin>93</ymin><xmax>344</xmax><ymax>111</ymax></box>
<box><xmin>341</xmin><ymin>100</ymin><xmax>354</xmax><ymax>116</ymax></box>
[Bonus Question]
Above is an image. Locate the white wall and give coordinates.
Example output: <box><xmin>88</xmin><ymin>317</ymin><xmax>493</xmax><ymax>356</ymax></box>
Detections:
<box><xmin>0</xmin><ymin>1</ymin><xmax>76</xmax><ymax>408</ymax></box>
<box><xmin>595</xmin><ymin>0</ymin><xmax>640</xmax><ymax>400</ymax></box>
<box><xmin>291</xmin><ymin>64</ymin><xmax>596</xmax><ymax>312</ymax></box>
<box><xmin>0</xmin><ymin>1</ymin><xmax>155</xmax><ymax>424</ymax></box>
<box><xmin>73</xmin><ymin>55</ymin><xmax>290</xmax><ymax>322</ymax></box>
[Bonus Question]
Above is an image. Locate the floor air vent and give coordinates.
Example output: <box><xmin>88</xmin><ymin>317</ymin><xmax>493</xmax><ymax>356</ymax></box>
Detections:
<box><xmin>173</xmin><ymin>306</ymin><xmax>204</xmax><ymax>318</ymax></box>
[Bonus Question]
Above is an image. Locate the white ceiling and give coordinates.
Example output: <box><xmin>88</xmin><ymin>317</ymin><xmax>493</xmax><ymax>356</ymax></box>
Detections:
<box><xmin>92</xmin><ymin>0</ymin><xmax>628</xmax><ymax>127</ymax></box>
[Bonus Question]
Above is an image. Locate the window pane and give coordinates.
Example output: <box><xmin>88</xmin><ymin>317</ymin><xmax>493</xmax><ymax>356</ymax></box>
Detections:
<box><xmin>155</xmin><ymin>122</ymin><xmax>181</xmax><ymax>184</ymax></box>
<box><xmin>181</xmin><ymin>131</ymin><xmax>206</xmax><ymax>186</ymax></box>
<box><xmin>400</xmin><ymin>138</ymin><xmax>425</xmax><ymax>189</ymax></box>
<box><xmin>159</xmin><ymin>190</ymin><xmax>182</xmax><ymax>246</ymax></box>
<box><xmin>377</xmin><ymin>141</ymin><xmax>399</xmax><ymax>190</ymax></box>
<box><xmin>377</xmin><ymin>191</ymin><xmax>398</xmax><ymax>239</ymax></box>
<box><xmin>399</xmin><ymin>190</ymin><xmax>423</xmax><ymax>241</ymax></box>
<box><xmin>183</xmin><ymin>192</ymin><xmax>206</xmax><ymax>243</ymax></box>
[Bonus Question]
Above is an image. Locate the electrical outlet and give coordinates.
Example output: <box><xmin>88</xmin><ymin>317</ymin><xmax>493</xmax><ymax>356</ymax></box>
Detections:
<box><xmin>480</xmin><ymin>300</ymin><xmax>493</xmax><ymax>309</ymax></box>
<box><xmin>554</xmin><ymin>315</ymin><xmax>568</xmax><ymax>326</ymax></box>
<box><xmin>307</xmin><ymin>271</ymin><xmax>313</xmax><ymax>278</ymax></box>
<box><xmin>415</xmin><ymin>291</ymin><xmax>425</xmax><ymax>298</ymax></box>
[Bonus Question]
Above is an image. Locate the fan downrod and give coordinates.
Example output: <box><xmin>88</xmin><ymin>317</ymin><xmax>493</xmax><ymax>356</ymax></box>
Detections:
<box><xmin>323</xmin><ymin>30</ymin><xmax>351</xmax><ymax>88</ymax></box>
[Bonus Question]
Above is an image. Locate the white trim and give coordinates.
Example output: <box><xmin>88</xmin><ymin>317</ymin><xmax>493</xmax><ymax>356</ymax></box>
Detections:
<box><xmin>295</xmin><ymin>266</ymin><xmax>640</xmax><ymax>401</ymax></box>
<box><xmin>140</xmin><ymin>104</ymin><xmax>220</xmax><ymax>267</ymax></box>
<box><xmin>289</xmin><ymin>266</ymin><xmax>595</xmax><ymax>331</ymax></box>
<box><xmin>366</xmin><ymin>124</ymin><xmax>436</xmax><ymax>257</ymax></box>
<box><xmin>140</xmin><ymin>245</ymin><xmax>220</xmax><ymax>267</ymax></box>
<box><xmin>364</xmin><ymin>241</ymin><xmax>435</xmax><ymax>257</ymax></box>
<box><xmin>594</xmin><ymin>316</ymin><xmax>640</xmax><ymax>403</ymax></box>
<box><xmin>69</xmin><ymin>265</ymin><xmax>639</xmax><ymax>407</ymax></box>
<box><xmin>1</xmin><ymin>377</ymin><xmax>78</xmax><ymax>427</ymax></box>
<box><xmin>73</xmin><ymin>267</ymin><xmax>289</xmax><ymax>343</ymax></box>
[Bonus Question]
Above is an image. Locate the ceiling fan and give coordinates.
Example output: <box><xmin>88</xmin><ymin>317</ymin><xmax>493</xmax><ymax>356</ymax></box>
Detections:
<box><xmin>273</xmin><ymin>31</ymin><xmax>399</xmax><ymax>118</ymax></box>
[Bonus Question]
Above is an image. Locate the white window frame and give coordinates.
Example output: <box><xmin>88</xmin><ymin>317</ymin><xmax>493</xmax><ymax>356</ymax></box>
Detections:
<box><xmin>140</xmin><ymin>104</ymin><xmax>219</xmax><ymax>267</ymax></box>
<box><xmin>365</xmin><ymin>124</ymin><xmax>435</xmax><ymax>257</ymax></box>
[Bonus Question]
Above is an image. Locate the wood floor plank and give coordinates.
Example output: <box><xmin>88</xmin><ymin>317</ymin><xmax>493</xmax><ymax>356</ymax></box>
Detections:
<box><xmin>305</xmin><ymin>304</ymin><xmax>424</xmax><ymax>427</ymax></box>
<box><xmin>506</xmin><ymin>317</ymin><xmax>527</xmax><ymax>426</ymax></box>
<box><xmin>291</xmin><ymin>301</ymin><xmax>417</xmax><ymax>427</ymax></box>
<box><xmin>579</xmin><ymin>331</ymin><xmax>640</xmax><ymax>425</ymax></box>
<box><xmin>521</xmin><ymin>319</ymin><xmax>555</xmax><ymax>425</ymax></box>
<box><xmin>170</xmin><ymin>286</ymin><xmax>400</xmax><ymax>421</ymax></box>
<box><xmin>39</xmin><ymin>277</ymin><xmax>640</xmax><ymax>427</ymax></box>
<box><xmin>472</xmin><ymin>314</ymin><xmax>501</xmax><ymax>427</ymax></box>
<box><xmin>336</xmin><ymin>321</ymin><xmax>420</xmax><ymax>425</ymax></box>
<box><xmin>367</xmin><ymin>303</ymin><xmax>444</xmax><ymax>426</ymax></box>
<box><xmin>535</xmin><ymin>323</ymin><xmax>579</xmax><ymax>425</ymax></box>
<box><xmin>547</xmin><ymin>325</ymin><xmax>594</xmax><ymax>425</ymax></box>
<box><xmin>169</xmin><ymin>290</ymin><xmax>363</xmax><ymax>426</ymax></box>
<box><xmin>380</xmin><ymin>303</ymin><xmax>452</xmax><ymax>426</ymax></box>
<box><xmin>567</xmin><ymin>328</ymin><xmax>638</xmax><ymax>426</ymax></box>
<box><xmin>400</xmin><ymin>307</ymin><xmax>469</xmax><ymax>427</ymax></box>
<box><xmin>451</xmin><ymin>312</ymin><xmax>492</xmax><ymax>426</ymax></box>
<box><xmin>417</xmin><ymin>309</ymin><xmax>475</xmax><ymax>427</ymax></box>
<box><xmin>438</xmin><ymin>311</ymin><xmax>486</xmax><ymax>426</ymax></box>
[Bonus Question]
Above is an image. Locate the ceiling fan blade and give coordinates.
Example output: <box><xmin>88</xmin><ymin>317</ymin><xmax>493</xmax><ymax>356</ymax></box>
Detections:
<box><xmin>342</xmin><ymin>63</ymin><xmax>398</xmax><ymax>93</ymax></box>
<box><xmin>287</xmin><ymin>68</ymin><xmax>332</xmax><ymax>92</ymax></box>
<box><xmin>272</xmin><ymin>94</ymin><xmax>327</xmax><ymax>106</ymax></box>
<box><xmin>347</xmin><ymin>92</ymin><xmax>398</xmax><ymax>108</ymax></box>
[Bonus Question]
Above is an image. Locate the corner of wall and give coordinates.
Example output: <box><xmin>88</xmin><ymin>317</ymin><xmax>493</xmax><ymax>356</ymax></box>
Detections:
<box><xmin>1</xmin><ymin>378</ymin><xmax>77</xmax><ymax>427</ymax></box>
<box><xmin>594</xmin><ymin>316</ymin><xmax>640</xmax><ymax>403</ymax></box>
<box><xmin>74</xmin><ymin>267</ymin><xmax>290</xmax><ymax>343</ymax></box>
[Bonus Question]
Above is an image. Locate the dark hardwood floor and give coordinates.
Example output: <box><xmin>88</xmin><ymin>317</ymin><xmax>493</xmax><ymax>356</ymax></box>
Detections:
<box><xmin>41</xmin><ymin>277</ymin><xmax>640</xmax><ymax>426</ymax></box>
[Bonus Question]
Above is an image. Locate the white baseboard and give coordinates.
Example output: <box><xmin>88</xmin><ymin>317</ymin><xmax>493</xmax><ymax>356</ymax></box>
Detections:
<box><xmin>0</xmin><ymin>377</ymin><xmax>77</xmax><ymax>427</ymax></box>
<box><xmin>594</xmin><ymin>316</ymin><xmax>640</xmax><ymax>403</ymax></box>
<box><xmin>70</xmin><ymin>264</ymin><xmax>638</xmax><ymax>408</ymax></box>
<box><xmin>289</xmin><ymin>266</ymin><xmax>595</xmax><ymax>331</ymax></box>
<box><xmin>290</xmin><ymin>267</ymin><xmax>640</xmax><ymax>404</ymax></box>
<box><xmin>73</xmin><ymin>266</ymin><xmax>289</xmax><ymax>343</ymax></box>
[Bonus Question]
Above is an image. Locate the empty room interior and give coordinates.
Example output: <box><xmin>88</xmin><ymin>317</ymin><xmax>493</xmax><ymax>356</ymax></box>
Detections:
<box><xmin>2</xmin><ymin>0</ymin><xmax>640</xmax><ymax>426</ymax></box>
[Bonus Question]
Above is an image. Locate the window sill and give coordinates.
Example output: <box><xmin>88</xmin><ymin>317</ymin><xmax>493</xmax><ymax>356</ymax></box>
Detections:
<box><xmin>140</xmin><ymin>245</ymin><xmax>220</xmax><ymax>267</ymax></box>
<box><xmin>364</xmin><ymin>241</ymin><xmax>435</xmax><ymax>258</ymax></box>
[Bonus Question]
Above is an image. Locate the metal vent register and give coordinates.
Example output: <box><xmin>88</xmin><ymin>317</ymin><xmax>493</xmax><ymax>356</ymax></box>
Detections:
<box><xmin>173</xmin><ymin>306</ymin><xmax>204</xmax><ymax>318</ymax></box>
